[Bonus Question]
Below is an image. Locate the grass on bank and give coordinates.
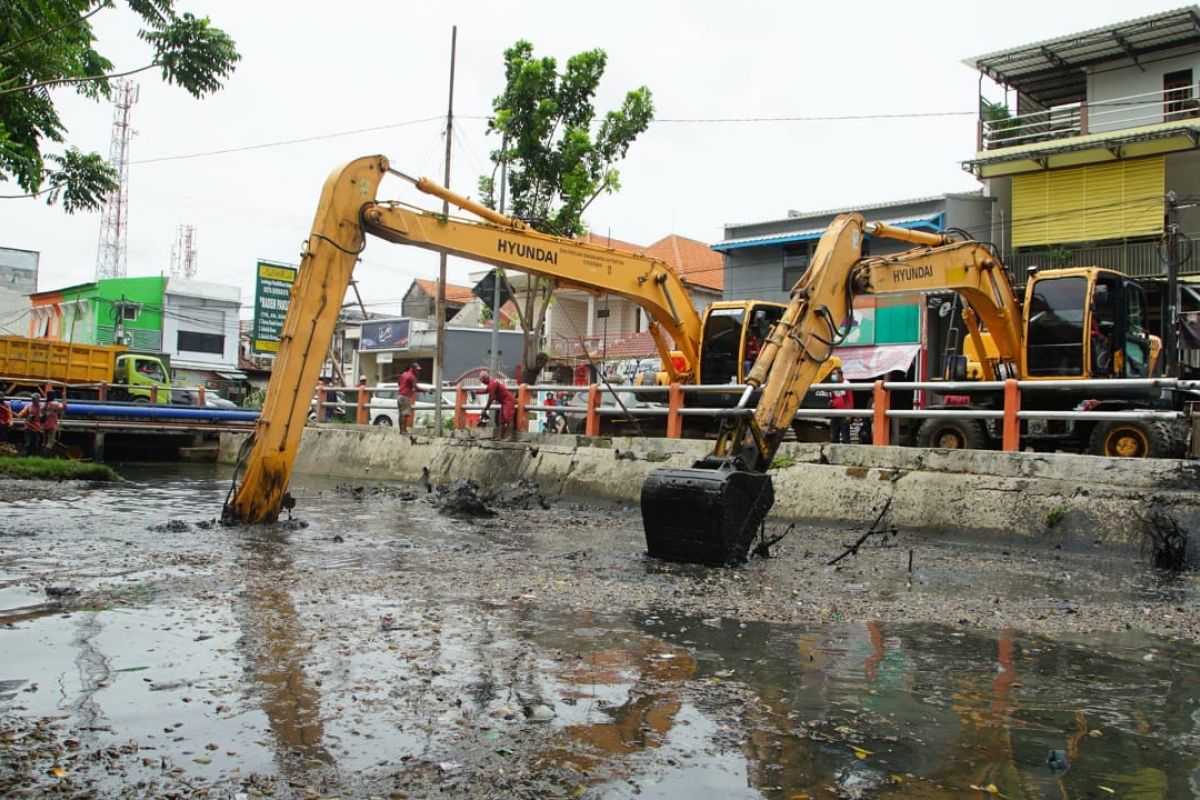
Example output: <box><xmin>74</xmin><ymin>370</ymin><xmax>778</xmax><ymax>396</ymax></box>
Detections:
<box><xmin>0</xmin><ymin>456</ymin><xmax>120</xmax><ymax>482</ymax></box>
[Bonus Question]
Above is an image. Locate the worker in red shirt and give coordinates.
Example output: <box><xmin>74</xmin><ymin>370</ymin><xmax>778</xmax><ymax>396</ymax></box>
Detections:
<box><xmin>397</xmin><ymin>362</ymin><xmax>421</xmax><ymax>434</ymax></box>
<box><xmin>828</xmin><ymin>367</ymin><xmax>853</xmax><ymax>444</ymax></box>
<box><xmin>0</xmin><ymin>393</ymin><xmax>12</xmax><ymax>448</ymax></box>
<box><xmin>18</xmin><ymin>393</ymin><xmax>44</xmax><ymax>456</ymax></box>
<box><xmin>478</xmin><ymin>371</ymin><xmax>515</xmax><ymax>442</ymax></box>
<box><xmin>42</xmin><ymin>390</ymin><xmax>65</xmax><ymax>453</ymax></box>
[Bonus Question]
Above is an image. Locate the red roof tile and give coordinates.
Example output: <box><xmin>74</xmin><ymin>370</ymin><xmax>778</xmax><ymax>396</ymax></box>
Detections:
<box><xmin>412</xmin><ymin>278</ymin><xmax>475</xmax><ymax>305</ymax></box>
<box><xmin>643</xmin><ymin>235</ymin><xmax>723</xmax><ymax>292</ymax></box>
<box><xmin>576</xmin><ymin>232</ymin><xmax>723</xmax><ymax>293</ymax></box>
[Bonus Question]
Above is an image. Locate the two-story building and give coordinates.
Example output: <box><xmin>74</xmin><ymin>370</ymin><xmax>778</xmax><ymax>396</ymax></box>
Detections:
<box><xmin>962</xmin><ymin>6</ymin><xmax>1200</xmax><ymax>352</ymax></box>
<box><xmin>30</xmin><ymin>275</ymin><xmax>244</xmax><ymax>393</ymax></box>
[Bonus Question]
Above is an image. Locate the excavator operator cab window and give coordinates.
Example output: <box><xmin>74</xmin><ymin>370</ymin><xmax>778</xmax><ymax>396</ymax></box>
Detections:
<box><xmin>1026</xmin><ymin>276</ymin><xmax>1087</xmax><ymax>376</ymax></box>
<box><xmin>700</xmin><ymin>308</ymin><xmax>745</xmax><ymax>385</ymax></box>
<box><xmin>1091</xmin><ymin>277</ymin><xmax>1118</xmax><ymax>376</ymax></box>
<box><xmin>1120</xmin><ymin>280</ymin><xmax>1151</xmax><ymax>378</ymax></box>
<box><xmin>742</xmin><ymin>305</ymin><xmax>785</xmax><ymax>379</ymax></box>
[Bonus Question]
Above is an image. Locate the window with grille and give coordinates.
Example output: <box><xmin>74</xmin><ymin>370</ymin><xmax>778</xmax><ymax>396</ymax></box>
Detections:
<box><xmin>178</xmin><ymin>330</ymin><xmax>224</xmax><ymax>354</ymax></box>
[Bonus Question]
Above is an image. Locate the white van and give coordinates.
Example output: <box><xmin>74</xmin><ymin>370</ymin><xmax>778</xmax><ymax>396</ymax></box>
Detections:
<box><xmin>368</xmin><ymin>384</ymin><xmax>456</xmax><ymax>427</ymax></box>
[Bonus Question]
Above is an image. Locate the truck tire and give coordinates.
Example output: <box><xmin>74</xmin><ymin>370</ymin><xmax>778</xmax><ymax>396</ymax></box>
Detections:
<box><xmin>1088</xmin><ymin>419</ymin><xmax>1184</xmax><ymax>459</ymax></box>
<box><xmin>915</xmin><ymin>417</ymin><xmax>988</xmax><ymax>450</ymax></box>
<box><xmin>373</xmin><ymin>415</ymin><xmax>393</xmax><ymax>427</ymax></box>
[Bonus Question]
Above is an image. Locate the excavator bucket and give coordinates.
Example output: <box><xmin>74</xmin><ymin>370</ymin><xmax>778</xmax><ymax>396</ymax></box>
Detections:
<box><xmin>641</xmin><ymin>457</ymin><xmax>775</xmax><ymax>567</ymax></box>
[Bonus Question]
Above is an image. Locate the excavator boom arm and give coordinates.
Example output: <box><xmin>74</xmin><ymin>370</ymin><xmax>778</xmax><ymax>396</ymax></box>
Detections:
<box><xmin>226</xmin><ymin>155</ymin><xmax>705</xmax><ymax>524</ymax></box>
<box><xmin>361</xmin><ymin>203</ymin><xmax>703</xmax><ymax>378</ymax></box>
<box><xmin>643</xmin><ymin>212</ymin><xmax>1027</xmax><ymax>565</ymax></box>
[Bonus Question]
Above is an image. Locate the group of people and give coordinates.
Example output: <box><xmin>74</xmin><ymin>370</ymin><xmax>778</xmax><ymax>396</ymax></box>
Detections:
<box><xmin>0</xmin><ymin>390</ymin><xmax>66</xmax><ymax>456</ymax></box>
<box><xmin>393</xmin><ymin>361</ymin><xmax>519</xmax><ymax>441</ymax></box>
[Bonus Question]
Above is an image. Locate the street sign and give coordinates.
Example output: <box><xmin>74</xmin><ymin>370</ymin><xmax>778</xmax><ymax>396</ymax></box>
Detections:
<box><xmin>471</xmin><ymin>269</ymin><xmax>514</xmax><ymax>311</ymax></box>
<box><xmin>252</xmin><ymin>261</ymin><xmax>297</xmax><ymax>353</ymax></box>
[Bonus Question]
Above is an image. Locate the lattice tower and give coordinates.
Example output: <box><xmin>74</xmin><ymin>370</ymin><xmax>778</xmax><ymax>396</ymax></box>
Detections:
<box><xmin>95</xmin><ymin>80</ymin><xmax>138</xmax><ymax>280</ymax></box>
<box><xmin>170</xmin><ymin>224</ymin><xmax>197</xmax><ymax>279</ymax></box>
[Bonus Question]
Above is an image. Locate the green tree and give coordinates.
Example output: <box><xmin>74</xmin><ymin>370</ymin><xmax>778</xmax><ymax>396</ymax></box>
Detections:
<box><xmin>0</xmin><ymin>1</ymin><xmax>240</xmax><ymax>212</ymax></box>
<box><xmin>478</xmin><ymin>40</ymin><xmax>653</xmax><ymax>377</ymax></box>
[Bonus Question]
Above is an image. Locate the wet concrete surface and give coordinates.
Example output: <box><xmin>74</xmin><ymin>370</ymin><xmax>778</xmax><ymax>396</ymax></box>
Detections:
<box><xmin>1</xmin><ymin>464</ymin><xmax>1198</xmax><ymax>798</ymax></box>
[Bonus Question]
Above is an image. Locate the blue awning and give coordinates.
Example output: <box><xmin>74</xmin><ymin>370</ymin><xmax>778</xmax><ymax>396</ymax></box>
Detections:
<box><xmin>711</xmin><ymin>214</ymin><xmax>945</xmax><ymax>252</ymax></box>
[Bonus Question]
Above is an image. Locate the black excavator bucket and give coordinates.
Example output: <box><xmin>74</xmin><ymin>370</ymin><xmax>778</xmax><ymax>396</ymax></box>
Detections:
<box><xmin>641</xmin><ymin>456</ymin><xmax>775</xmax><ymax>567</ymax></box>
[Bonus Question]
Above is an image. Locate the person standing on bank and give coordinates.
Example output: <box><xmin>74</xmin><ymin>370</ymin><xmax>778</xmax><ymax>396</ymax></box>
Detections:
<box><xmin>42</xmin><ymin>390</ymin><xmax>65</xmax><ymax>453</ymax></box>
<box><xmin>397</xmin><ymin>362</ymin><xmax>421</xmax><ymax>434</ymax></box>
<box><xmin>0</xmin><ymin>393</ymin><xmax>11</xmax><ymax>448</ymax></box>
<box><xmin>828</xmin><ymin>367</ymin><xmax>853</xmax><ymax>445</ymax></box>
<box><xmin>478</xmin><ymin>371</ymin><xmax>515</xmax><ymax>442</ymax></box>
<box><xmin>18</xmin><ymin>393</ymin><xmax>44</xmax><ymax>456</ymax></box>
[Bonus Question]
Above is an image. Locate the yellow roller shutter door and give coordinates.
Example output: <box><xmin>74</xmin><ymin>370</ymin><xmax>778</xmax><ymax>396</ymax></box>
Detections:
<box><xmin>1011</xmin><ymin>157</ymin><xmax>1164</xmax><ymax>247</ymax></box>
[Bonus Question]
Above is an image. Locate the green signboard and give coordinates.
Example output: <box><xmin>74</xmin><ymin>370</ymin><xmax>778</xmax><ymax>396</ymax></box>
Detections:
<box><xmin>252</xmin><ymin>260</ymin><xmax>297</xmax><ymax>353</ymax></box>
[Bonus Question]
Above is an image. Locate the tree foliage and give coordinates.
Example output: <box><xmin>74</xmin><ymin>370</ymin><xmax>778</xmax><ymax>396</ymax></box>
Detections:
<box><xmin>0</xmin><ymin>0</ymin><xmax>240</xmax><ymax>212</ymax></box>
<box><xmin>478</xmin><ymin>40</ymin><xmax>653</xmax><ymax>374</ymax></box>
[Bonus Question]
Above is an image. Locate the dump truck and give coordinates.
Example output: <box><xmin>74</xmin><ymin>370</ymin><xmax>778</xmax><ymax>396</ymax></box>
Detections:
<box><xmin>0</xmin><ymin>336</ymin><xmax>173</xmax><ymax>403</ymax></box>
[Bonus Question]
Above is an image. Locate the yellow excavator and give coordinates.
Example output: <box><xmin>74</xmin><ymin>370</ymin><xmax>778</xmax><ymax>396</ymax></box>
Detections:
<box><xmin>224</xmin><ymin>155</ymin><xmax>796</xmax><ymax>524</ymax></box>
<box><xmin>641</xmin><ymin>213</ymin><xmax>1184</xmax><ymax>566</ymax></box>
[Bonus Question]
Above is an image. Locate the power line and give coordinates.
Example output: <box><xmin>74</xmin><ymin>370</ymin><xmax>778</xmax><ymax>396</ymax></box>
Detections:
<box><xmin>655</xmin><ymin>110</ymin><xmax>975</xmax><ymax>123</ymax></box>
<box><xmin>129</xmin><ymin>116</ymin><xmax>445</xmax><ymax>165</ymax></box>
<box><xmin>125</xmin><ymin>110</ymin><xmax>976</xmax><ymax>166</ymax></box>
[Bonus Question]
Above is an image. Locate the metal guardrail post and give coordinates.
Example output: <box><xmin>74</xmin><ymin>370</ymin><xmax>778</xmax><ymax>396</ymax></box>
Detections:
<box><xmin>98</xmin><ymin>382</ymin><xmax>107</xmax><ymax>403</ymax></box>
<box><xmin>357</xmin><ymin>381</ymin><xmax>368</xmax><ymax>425</ymax></box>
<box><xmin>1003</xmin><ymin>378</ymin><xmax>1020</xmax><ymax>451</ymax></box>
<box><xmin>517</xmin><ymin>384</ymin><xmax>531</xmax><ymax>432</ymax></box>
<box><xmin>197</xmin><ymin>386</ymin><xmax>206</xmax><ymax>407</ymax></box>
<box><xmin>872</xmin><ymin>380</ymin><xmax>890</xmax><ymax>446</ymax></box>
<box><xmin>586</xmin><ymin>384</ymin><xmax>601</xmax><ymax>437</ymax></box>
<box><xmin>667</xmin><ymin>383</ymin><xmax>683</xmax><ymax>439</ymax></box>
<box><xmin>151</xmin><ymin>385</ymin><xmax>159</xmax><ymax>405</ymax></box>
<box><xmin>315</xmin><ymin>381</ymin><xmax>325</xmax><ymax>422</ymax></box>
<box><xmin>454</xmin><ymin>385</ymin><xmax>466</xmax><ymax>429</ymax></box>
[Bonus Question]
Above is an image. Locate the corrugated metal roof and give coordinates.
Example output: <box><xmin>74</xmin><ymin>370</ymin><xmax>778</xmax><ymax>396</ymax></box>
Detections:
<box><xmin>711</xmin><ymin>215</ymin><xmax>944</xmax><ymax>252</ymax></box>
<box><xmin>965</xmin><ymin>6</ymin><xmax>1200</xmax><ymax>107</ymax></box>
<box><xmin>723</xmin><ymin>194</ymin><xmax>957</xmax><ymax>231</ymax></box>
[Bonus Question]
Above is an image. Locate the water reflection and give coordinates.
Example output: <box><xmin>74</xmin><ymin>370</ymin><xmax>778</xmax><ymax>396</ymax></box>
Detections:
<box><xmin>501</xmin><ymin>606</ymin><xmax>1200</xmax><ymax>799</ymax></box>
<box><xmin>232</xmin><ymin>527</ymin><xmax>332</xmax><ymax>775</ymax></box>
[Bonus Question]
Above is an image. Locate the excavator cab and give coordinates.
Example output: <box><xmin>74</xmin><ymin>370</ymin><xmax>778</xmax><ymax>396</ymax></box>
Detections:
<box><xmin>1024</xmin><ymin>268</ymin><xmax>1156</xmax><ymax>381</ymax></box>
<box><xmin>697</xmin><ymin>302</ymin><xmax>786</xmax><ymax>386</ymax></box>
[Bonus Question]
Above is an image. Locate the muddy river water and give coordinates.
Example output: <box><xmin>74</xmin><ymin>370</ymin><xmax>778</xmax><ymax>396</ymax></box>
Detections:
<box><xmin>1</xmin><ymin>464</ymin><xmax>1198</xmax><ymax>798</ymax></box>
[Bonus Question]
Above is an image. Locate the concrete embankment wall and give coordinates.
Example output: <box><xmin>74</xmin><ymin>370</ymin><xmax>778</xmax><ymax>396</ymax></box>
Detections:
<box><xmin>219</xmin><ymin>427</ymin><xmax>1200</xmax><ymax>546</ymax></box>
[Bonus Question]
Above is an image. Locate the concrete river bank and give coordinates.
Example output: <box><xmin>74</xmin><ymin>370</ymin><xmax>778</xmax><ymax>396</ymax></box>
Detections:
<box><xmin>1</xmin><ymin>461</ymin><xmax>1198</xmax><ymax>798</ymax></box>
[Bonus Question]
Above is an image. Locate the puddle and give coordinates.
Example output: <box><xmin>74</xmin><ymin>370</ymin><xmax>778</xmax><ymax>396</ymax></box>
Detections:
<box><xmin>0</xmin><ymin>464</ymin><xmax>1197</xmax><ymax>797</ymax></box>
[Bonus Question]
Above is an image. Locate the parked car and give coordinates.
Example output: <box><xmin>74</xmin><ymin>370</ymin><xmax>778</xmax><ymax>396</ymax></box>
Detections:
<box><xmin>561</xmin><ymin>389</ymin><xmax>665</xmax><ymax>436</ymax></box>
<box><xmin>171</xmin><ymin>387</ymin><xmax>238</xmax><ymax>409</ymax></box>
<box><xmin>369</xmin><ymin>384</ymin><xmax>400</xmax><ymax>426</ymax></box>
<box><xmin>367</xmin><ymin>384</ymin><xmax>456</xmax><ymax>427</ymax></box>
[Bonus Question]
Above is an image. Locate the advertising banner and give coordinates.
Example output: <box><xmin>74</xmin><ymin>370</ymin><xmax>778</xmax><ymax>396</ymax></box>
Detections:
<box><xmin>252</xmin><ymin>261</ymin><xmax>297</xmax><ymax>353</ymax></box>
<box><xmin>360</xmin><ymin>318</ymin><xmax>411</xmax><ymax>351</ymax></box>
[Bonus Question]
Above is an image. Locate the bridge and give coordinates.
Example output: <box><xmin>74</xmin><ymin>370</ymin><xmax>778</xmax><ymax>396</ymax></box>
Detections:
<box><xmin>6</xmin><ymin>399</ymin><xmax>258</xmax><ymax>461</ymax></box>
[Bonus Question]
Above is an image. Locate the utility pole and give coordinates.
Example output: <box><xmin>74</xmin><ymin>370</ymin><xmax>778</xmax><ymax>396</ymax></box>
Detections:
<box><xmin>1165</xmin><ymin>192</ymin><xmax>1182</xmax><ymax>378</ymax></box>
<box><xmin>489</xmin><ymin>135</ymin><xmax>507</xmax><ymax>376</ymax></box>
<box><xmin>433</xmin><ymin>26</ymin><xmax>456</xmax><ymax>436</ymax></box>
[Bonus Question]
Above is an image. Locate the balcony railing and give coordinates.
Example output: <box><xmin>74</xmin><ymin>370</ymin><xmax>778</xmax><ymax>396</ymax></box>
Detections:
<box><xmin>1005</xmin><ymin>238</ymin><xmax>1200</xmax><ymax>279</ymax></box>
<box><xmin>980</xmin><ymin>85</ymin><xmax>1200</xmax><ymax>151</ymax></box>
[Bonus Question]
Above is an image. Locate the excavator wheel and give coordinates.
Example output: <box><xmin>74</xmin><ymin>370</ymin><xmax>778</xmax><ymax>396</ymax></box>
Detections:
<box><xmin>641</xmin><ymin>456</ymin><xmax>775</xmax><ymax>567</ymax></box>
<box><xmin>1087</xmin><ymin>419</ymin><xmax>1185</xmax><ymax>459</ymax></box>
<box><xmin>915</xmin><ymin>417</ymin><xmax>988</xmax><ymax>450</ymax></box>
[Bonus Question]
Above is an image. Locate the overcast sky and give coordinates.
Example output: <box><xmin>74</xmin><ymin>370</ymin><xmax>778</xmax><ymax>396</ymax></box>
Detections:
<box><xmin>1</xmin><ymin>0</ymin><xmax>1182</xmax><ymax>317</ymax></box>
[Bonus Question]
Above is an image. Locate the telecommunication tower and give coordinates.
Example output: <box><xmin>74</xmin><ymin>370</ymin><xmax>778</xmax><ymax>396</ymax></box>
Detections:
<box><xmin>95</xmin><ymin>80</ymin><xmax>138</xmax><ymax>280</ymax></box>
<box><xmin>170</xmin><ymin>224</ymin><xmax>198</xmax><ymax>279</ymax></box>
